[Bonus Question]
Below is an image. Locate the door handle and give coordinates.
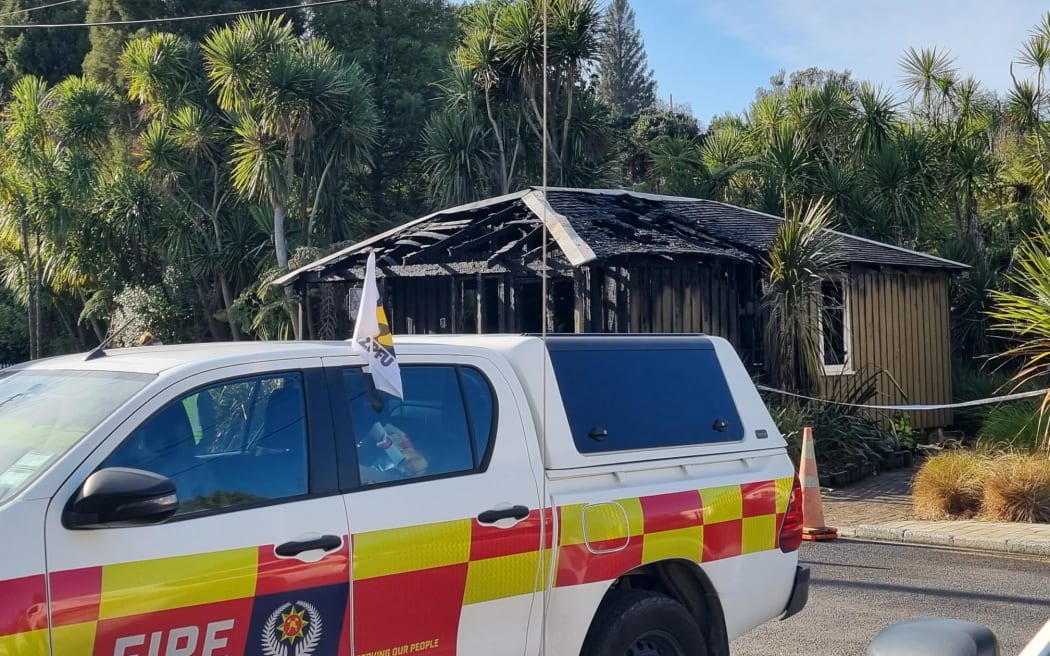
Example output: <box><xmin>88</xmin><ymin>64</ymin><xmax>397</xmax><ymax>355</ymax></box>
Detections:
<box><xmin>477</xmin><ymin>505</ymin><xmax>530</xmax><ymax>525</ymax></box>
<box><xmin>275</xmin><ymin>534</ymin><xmax>342</xmax><ymax>557</ymax></box>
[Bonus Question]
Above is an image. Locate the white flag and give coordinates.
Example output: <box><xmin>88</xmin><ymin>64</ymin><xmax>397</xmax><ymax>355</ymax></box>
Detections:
<box><xmin>350</xmin><ymin>251</ymin><xmax>404</xmax><ymax>399</ymax></box>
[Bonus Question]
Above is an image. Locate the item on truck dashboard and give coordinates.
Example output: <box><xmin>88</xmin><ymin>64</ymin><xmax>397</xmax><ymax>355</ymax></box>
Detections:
<box><xmin>368</xmin><ymin>422</ymin><xmax>428</xmax><ymax>477</ymax></box>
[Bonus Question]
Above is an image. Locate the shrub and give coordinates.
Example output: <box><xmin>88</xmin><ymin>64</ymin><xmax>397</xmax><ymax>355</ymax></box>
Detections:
<box><xmin>977</xmin><ymin>400</ymin><xmax>1050</xmax><ymax>453</ymax></box>
<box><xmin>768</xmin><ymin>400</ymin><xmax>810</xmax><ymax>465</ymax></box>
<box><xmin>765</xmin><ymin>367</ymin><xmax>902</xmax><ymax>473</ymax></box>
<box><xmin>951</xmin><ymin>358</ymin><xmax>1012</xmax><ymax>437</ymax></box>
<box><xmin>982</xmin><ymin>455</ymin><xmax>1050</xmax><ymax>523</ymax></box>
<box><xmin>912</xmin><ymin>451</ymin><xmax>985</xmax><ymax>519</ymax></box>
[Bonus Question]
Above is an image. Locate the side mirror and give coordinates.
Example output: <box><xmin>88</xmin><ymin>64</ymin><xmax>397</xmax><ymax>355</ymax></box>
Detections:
<box><xmin>869</xmin><ymin>619</ymin><xmax>999</xmax><ymax>656</ymax></box>
<box><xmin>63</xmin><ymin>467</ymin><xmax>179</xmax><ymax>529</ymax></box>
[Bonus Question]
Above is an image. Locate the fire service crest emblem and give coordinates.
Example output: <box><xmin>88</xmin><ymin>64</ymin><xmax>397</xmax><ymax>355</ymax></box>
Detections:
<box><xmin>261</xmin><ymin>600</ymin><xmax>322</xmax><ymax>656</ymax></box>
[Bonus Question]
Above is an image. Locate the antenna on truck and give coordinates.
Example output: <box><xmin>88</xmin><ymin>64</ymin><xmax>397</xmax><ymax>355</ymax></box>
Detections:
<box><xmin>83</xmin><ymin>317</ymin><xmax>137</xmax><ymax>361</ymax></box>
<box><xmin>538</xmin><ymin>3</ymin><xmax>551</xmax><ymax>656</ymax></box>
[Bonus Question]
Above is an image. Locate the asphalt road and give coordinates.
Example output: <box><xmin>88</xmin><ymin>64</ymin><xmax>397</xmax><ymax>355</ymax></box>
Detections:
<box><xmin>730</xmin><ymin>539</ymin><xmax>1050</xmax><ymax>656</ymax></box>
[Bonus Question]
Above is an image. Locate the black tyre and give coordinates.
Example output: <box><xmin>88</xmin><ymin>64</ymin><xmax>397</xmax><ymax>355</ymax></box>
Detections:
<box><xmin>581</xmin><ymin>589</ymin><xmax>708</xmax><ymax>656</ymax></box>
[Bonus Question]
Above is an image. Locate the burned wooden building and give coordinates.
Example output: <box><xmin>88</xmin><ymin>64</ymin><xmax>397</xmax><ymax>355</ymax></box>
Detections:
<box><xmin>276</xmin><ymin>188</ymin><xmax>967</xmax><ymax>428</ymax></box>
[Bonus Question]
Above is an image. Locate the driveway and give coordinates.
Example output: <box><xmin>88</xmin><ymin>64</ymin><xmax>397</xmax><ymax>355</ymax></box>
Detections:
<box><xmin>731</xmin><ymin>539</ymin><xmax>1050</xmax><ymax>655</ymax></box>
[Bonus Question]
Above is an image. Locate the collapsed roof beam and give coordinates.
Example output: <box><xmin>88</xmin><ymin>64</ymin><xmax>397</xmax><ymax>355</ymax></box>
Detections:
<box><xmin>403</xmin><ymin>204</ymin><xmax>522</xmax><ymax>264</ymax></box>
<box><xmin>521</xmin><ymin>190</ymin><xmax>598</xmax><ymax>266</ymax></box>
<box><xmin>446</xmin><ymin>222</ymin><xmax>532</xmax><ymax>259</ymax></box>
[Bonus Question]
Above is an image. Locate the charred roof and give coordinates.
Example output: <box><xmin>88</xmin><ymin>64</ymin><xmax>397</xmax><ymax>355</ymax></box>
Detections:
<box><xmin>275</xmin><ymin>188</ymin><xmax>967</xmax><ymax>286</ymax></box>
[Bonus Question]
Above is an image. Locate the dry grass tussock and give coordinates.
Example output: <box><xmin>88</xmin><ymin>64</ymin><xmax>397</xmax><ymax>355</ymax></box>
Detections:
<box><xmin>912</xmin><ymin>451</ymin><xmax>985</xmax><ymax>520</ymax></box>
<box><xmin>912</xmin><ymin>451</ymin><xmax>1050</xmax><ymax>522</ymax></box>
<box><xmin>982</xmin><ymin>455</ymin><xmax>1050</xmax><ymax>523</ymax></box>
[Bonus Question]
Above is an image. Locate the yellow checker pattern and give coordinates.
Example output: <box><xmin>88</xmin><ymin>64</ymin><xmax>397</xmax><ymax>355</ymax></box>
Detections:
<box><xmin>775</xmin><ymin>477</ymin><xmax>794</xmax><ymax>513</ymax></box>
<box><xmin>463</xmin><ymin>551</ymin><xmax>541</xmax><ymax>605</ymax></box>
<box><xmin>353</xmin><ymin>519</ymin><xmax>472</xmax><ymax>580</ymax></box>
<box><xmin>742</xmin><ymin>515</ymin><xmax>778</xmax><ymax>554</ymax></box>
<box><xmin>99</xmin><ymin>547</ymin><xmax>258</xmax><ymax>619</ymax></box>
<box><xmin>51</xmin><ymin>622</ymin><xmax>96</xmax><ymax>656</ymax></box>
<box><xmin>641</xmin><ymin>526</ymin><xmax>703</xmax><ymax>564</ymax></box>
<box><xmin>700</xmin><ymin>485</ymin><xmax>744</xmax><ymax>524</ymax></box>
<box><xmin>581</xmin><ymin>501</ymin><xmax>634</xmax><ymax>544</ymax></box>
<box><xmin>0</xmin><ymin>628</ymin><xmax>48</xmax><ymax>656</ymax></box>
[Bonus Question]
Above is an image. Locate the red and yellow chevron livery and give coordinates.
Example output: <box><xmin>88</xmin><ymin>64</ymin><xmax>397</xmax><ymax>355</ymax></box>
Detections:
<box><xmin>0</xmin><ymin>478</ymin><xmax>792</xmax><ymax>656</ymax></box>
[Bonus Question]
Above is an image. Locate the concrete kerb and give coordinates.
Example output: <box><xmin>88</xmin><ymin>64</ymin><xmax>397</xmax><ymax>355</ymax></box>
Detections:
<box><xmin>838</xmin><ymin>524</ymin><xmax>1050</xmax><ymax>558</ymax></box>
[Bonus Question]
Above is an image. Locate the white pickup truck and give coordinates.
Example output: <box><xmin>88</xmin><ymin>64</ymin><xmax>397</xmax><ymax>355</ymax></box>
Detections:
<box><xmin>0</xmin><ymin>333</ymin><xmax>807</xmax><ymax>656</ymax></box>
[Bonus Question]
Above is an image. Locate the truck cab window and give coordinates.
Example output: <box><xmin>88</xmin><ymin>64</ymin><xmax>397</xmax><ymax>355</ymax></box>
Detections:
<box><xmin>102</xmin><ymin>373</ymin><xmax>309</xmax><ymax>515</ymax></box>
<box><xmin>341</xmin><ymin>366</ymin><xmax>496</xmax><ymax>486</ymax></box>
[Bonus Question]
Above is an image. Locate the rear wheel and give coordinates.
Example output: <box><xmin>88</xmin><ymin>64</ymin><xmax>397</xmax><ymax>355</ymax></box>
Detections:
<box><xmin>582</xmin><ymin>589</ymin><xmax>708</xmax><ymax>656</ymax></box>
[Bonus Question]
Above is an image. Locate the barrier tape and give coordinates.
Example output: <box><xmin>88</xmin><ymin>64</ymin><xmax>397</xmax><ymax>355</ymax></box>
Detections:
<box><xmin>756</xmin><ymin>385</ymin><xmax>1050</xmax><ymax>412</ymax></box>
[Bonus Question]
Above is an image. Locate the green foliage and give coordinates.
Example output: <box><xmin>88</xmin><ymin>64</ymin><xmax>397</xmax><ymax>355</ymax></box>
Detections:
<box><xmin>950</xmin><ymin>357</ymin><xmax>1012</xmax><ymax>437</ymax></box>
<box><xmin>768</xmin><ymin>400</ymin><xmax>808</xmax><ymax>464</ymax></box>
<box><xmin>977</xmin><ymin>400</ymin><xmax>1050</xmax><ymax>453</ymax></box>
<box><xmin>944</xmin><ymin>245</ymin><xmax>1000</xmax><ymax>357</ymax></box>
<box><xmin>82</xmin><ymin>0</ymin><xmax>137</xmax><ymax>87</ymax></box>
<box><xmin>762</xmin><ymin>198</ymin><xmax>841</xmax><ymax>393</ymax></box>
<box><xmin>989</xmin><ymin>215</ymin><xmax>1050</xmax><ymax>452</ymax></box>
<box><xmin>427</xmin><ymin>0</ymin><xmax>609</xmax><ymax>202</ymax></box>
<box><xmin>0</xmin><ymin>0</ymin><xmax>1049</xmax><ymax>364</ymax></box>
<box><xmin>0</xmin><ymin>288</ymin><xmax>28</xmax><ymax>363</ymax></box>
<box><xmin>422</xmin><ymin>108</ymin><xmax>493</xmax><ymax>206</ymax></box>
<box><xmin>0</xmin><ymin>0</ymin><xmax>89</xmax><ymax>88</ymax></box>
<box><xmin>227</xmin><ymin>266</ymin><xmax>297</xmax><ymax>341</ymax></box>
<box><xmin>312</xmin><ymin>0</ymin><xmax>460</xmax><ymax>224</ymax></box>
<box><xmin>891</xmin><ymin>414</ymin><xmax>917</xmax><ymax>450</ymax></box>
<box><xmin>646</xmin><ymin>135</ymin><xmax>702</xmax><ymax>195</ymax></box>
<box><xmin>619</xmin><ymin>105</ymin><xmax>701</xmax><ymax>184</ymax></box>
<box><xmin>83</xmin><ymin>0</ymin><xmax>265</xmax><ymax>87</ymax></box>
<box><xmin>202</xmin><ymin>13</ymin><xmax>378</xmax><ymax>271</ymax></box>
<box><xmin>107</xmin><ymin>268</ymin><xmax>203</xmax><ymax>348</ymax></box>
<box><xmin>767</xmin><ymin>368</ymin><xmax>904</xmax><ymax>472</ymax></box>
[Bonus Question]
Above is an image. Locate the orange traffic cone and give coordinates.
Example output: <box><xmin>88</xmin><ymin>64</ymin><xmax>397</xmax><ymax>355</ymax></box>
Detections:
<box><xmin>799</xmin><ymin>426</ymin><xmax>838</xmax><ymax>541</ymax></box>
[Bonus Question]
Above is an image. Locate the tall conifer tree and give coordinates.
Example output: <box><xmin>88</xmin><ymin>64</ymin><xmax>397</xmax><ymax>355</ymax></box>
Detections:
<box><xmin>597</xmin><ymin>0</ymin><xmax>656</xmax><ymax>115</ymax></box>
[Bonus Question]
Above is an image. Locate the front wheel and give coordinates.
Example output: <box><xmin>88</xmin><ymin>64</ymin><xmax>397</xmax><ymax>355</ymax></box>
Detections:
<box><xmin>581</xmin><ymin>589</ymin><xmax>708</xmax><ymax>656</ymax></box>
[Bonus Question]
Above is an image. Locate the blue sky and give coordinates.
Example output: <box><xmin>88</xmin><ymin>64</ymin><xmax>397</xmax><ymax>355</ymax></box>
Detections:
<box><xmin>633</xmin><ymin>0</ymin><xmax>1048</xmax><ymax>125</ymax></box>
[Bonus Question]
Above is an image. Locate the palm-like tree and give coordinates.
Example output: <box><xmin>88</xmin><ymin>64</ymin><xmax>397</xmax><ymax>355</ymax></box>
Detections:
<box><xmin>763</xmin><ymin>198</ymin><xmax>842</xmax><ymax>394</ymax></box>
<box><xmin>202</xmin><ymin>14</ymin><xmax>377</xmax><ymax>273</ymax></box>
<box><xmin>457</xmin><ymin>4</ymin><xmax>517</xmax><ymax>195</ymax></box>
<box><xmin>698</xmin><ymin>125</ymin><xmax>752</xmax><ymax>202</ymax></box>
<box><xmin>854</xmin><ymin>83</ymin><xmax>899</xmax><ymax>156</ymax></box>
<box><xmin>422</xmin><ymin>108</ymin><xmax>493</xmax><ymax>206</ymax></box>
<box><xmin>899</xmin><ymin>46</ymin><xmax>957</xmax><ymax>127</ymax></box>
<box><xmin>989</xmin><ymin>201</ymin><xmax>1050</xmax><ymax>454</ymax></box>
<box><xmin>0</xmin><ymin>74</ymin><xmax>117</xmax><ymax>357</ymax></box>
<box><xmin>947</xmin><ymin>143</ymin><xmax>998</xmax><ymax>250</ymax></box>
<box><xmin>646</xmin><ymin>135</ymin><xmax>701</xmax><ymax>196</ymax></box>
<box><xmin>760</xmin><ymin>125</ymin><xmax>814</xmax><ymax>214</ymax></box>
<box><xmin>799</xmin><ymin>81</ymin><xmax>855</xmax><ymax>161</ymax></box>
<box><xmin>455</xmin><ymin>0</ymin><xmax>602</xmax><ymax>187</ymax></box>
<box><xmin>863</xmin><ymin>129</ymin><xmax>937</xmax><ymax>244</ymax></box>
<box><xmin>123</xmin><ymin>34</ymin><xmax>246</xmax><ymax>338</ymax></box>
<box><xmin>1007</xmin><ymin>14</ymin><xmax>1050</xmax><ymax>194</ymax></box>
